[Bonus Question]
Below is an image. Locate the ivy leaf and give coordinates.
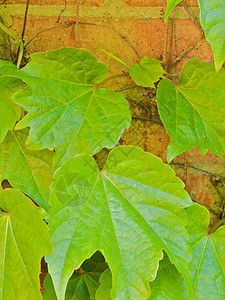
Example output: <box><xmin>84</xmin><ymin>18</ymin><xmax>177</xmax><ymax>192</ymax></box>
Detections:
<box><xmin>0</xmin><ymin>128</ymin><xmax>53</xmax><ymax>210</ymax></box>
<box><xmin>43</xmin><ymin>274</ymin><xmax>57</xmax><ymax>300</ymax></box>
<box><xmin>164</xmin><ymin>0</ymin><xmax>181</xmax><ymax>21</ymax></box>
<box><xmin>129</xmin><ymin>57</ymin><xmax>165</xmax><ymax>88</ymax></box>
<box><xmin>12</xmin><ymin>48</ymin><xmax>131</xmax><ymax>169</ymax></box>
<box><xmin>0</xmin><ymin>60</ymin><xmax>23</xmax><ymax>143</ymax></box>
<box><xmin>149</xmin><ymin>204</ymin><xmax>225</xmax><ymax>299</ymax></box>
<box><xmin>149</xmin><ymin>254</ymin><xmax>189</xmax><ymax>300</ymax></box>
<box><xmin>157</xmin><ymin>59</ymin><xmax>225</xmax><ymax>162</ymax></box>
<box><xmin>95</xmin><ymin>269</ymin><xmax>112</xmax><ymax>300</ymax></box>
<box><xmin>46</xmin><ymin>146</ymin><xmax>192</xmax><ymax>300</ymax></box>
<box><xmin>0</xmin><ymin>189</ymin><xmax>53</xmax><ymax>300</ymax></box>
<box><xmin>43</xmin><ymin>251</ymin><xmax>108</xmax><ymax>300</ymax></box>
<box><xmin>186</xmin><ymin>204</ymin><xmax>225</xmax><ymax>299</ymax></box>
<box><xmin>198</xmin><ymin>0</ymin><xmax>225</xmax><ymax>71</ymax></box>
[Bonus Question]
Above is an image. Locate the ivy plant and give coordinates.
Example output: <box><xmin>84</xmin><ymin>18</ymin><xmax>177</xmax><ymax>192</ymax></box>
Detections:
<box><xmin>0</xmin><ymin>1</ymin><xmax>225</xmax><ymax>297</ymax></box>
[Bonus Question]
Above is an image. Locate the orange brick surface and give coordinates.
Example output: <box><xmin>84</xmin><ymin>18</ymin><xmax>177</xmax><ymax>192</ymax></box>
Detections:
<box><xmin>4</xmin><ymin>0</ymin><xmax>105</xmax><ymax>5</ymax></box>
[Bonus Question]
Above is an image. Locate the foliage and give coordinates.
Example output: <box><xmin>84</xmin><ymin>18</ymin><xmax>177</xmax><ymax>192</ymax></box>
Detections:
<box><xmin>12</xmin><ymin>48</ymin><xmax>131</xmax><ymax>170</ymax></box>
<box><xmin>0</xmin><ymin>1</ymin><xmax>225</xmax><ymax>298</ymax></box>
<box><xmin>0</xmin><ymin>189</ymin><xmax>53</xmax><ymax>300</ymax></box>
<box><xmin>43</xmin><ymin>252</ymin><xmax>108</xmax><ymax>300</ymax></box>
<box><xmin>46</xmin><ymin>146</ymin><xmax>192</xmax><ymax>299</ymax></box>
<box><xmin>0</xmin><ymin>60</ymin><xmax>23</xmax><ymax>143</ymax></box>
<box><xmin>0</xmin><ymin>128</ymin><xmax>53</xmax><ymax>210</ymax></box>
<box><xmin>129</xmin><ymin>57</ymin><xmax>165</xmax><ymax>88</ymax></box>
<box><xmin>149</xmin><ymin>204</ymin><xmax>225</xmax><ymax>300</ymax></box>
<box><xmin>157</xmin><ymin>58</ymin><xmax>225</xmax><ymax>162</ymax></box>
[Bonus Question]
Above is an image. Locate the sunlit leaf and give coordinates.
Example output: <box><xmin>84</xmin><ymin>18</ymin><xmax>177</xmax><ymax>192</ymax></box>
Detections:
<box><xmin>157</xmin><ymin>59</ymin><xmax>225</xmax><ymax>162</ymax></box>
<box><xmin>0</xmin><ymin>189</ymin><xmax>53</xmax><ymax>300</ymax></box>
<box><xmin>46</xmin><ymin>146</ymin><xmax>192</xmax><ymax>300</ymax></box>
<box><xmin>129</xmin><ymin>57</ymin><xmax>165</xmax><ymax>88</ymax></box>
<box><xmin>12</xmin><ymin>48</ymin><xmax>131</xmax><ymax>169</ymax></box>
<box><xmin>0</xmin><ymin>60</ymin><xmax>23</xmax><ymax>143</ymax></box>
<box><xmin>0</xmin><ymin>128</ymin><xmax>53</xmax><ymax>210</ymax></box>
<box><xmin>198</xmin><ymin>0</ymin><xmax>225</xmax><ymax>71</ymax></box>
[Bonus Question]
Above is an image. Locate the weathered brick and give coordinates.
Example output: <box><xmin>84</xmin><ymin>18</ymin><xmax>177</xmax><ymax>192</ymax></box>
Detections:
<box><xmin>126</xmin><ymin>0</ymin><xmax>164</xmax><ymax>6</ymax></box>
<box><xmin>3</xmin><ymin>0</ymin><xmax>105</xmax><ymax>5</ymax></box>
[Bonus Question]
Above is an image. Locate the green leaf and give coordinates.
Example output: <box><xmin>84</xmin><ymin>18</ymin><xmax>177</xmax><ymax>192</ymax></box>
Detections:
<box><xmin>43</xmin><ymin>251</ymin><xmax>108</xmax><ymax>300</ymax></box>
<box><xmin>95</xmin><ymin>269</ymin><xmax>112</xmax><ymax>300</ymax></box>
<box><xmin>157</xmin><ymin>59</ymin><xmax>225</xmax><ymax>162</ymax></box>
<box><xmin>0</xmin><ymin>189</ymin><xmax>53</xmax><ymax>300</ymax></box>
<box><xmin>186</xmin><ymin>204</ymin><xmax>225</xmax><ymax>299</ymax></box>
<box><xmin>164</xmin><ymin>0</ymin><xmax>181</xmax><ymax>21</ymax></box>
<box><xmin>12</xmin><ymin>48</ymin><xmax>131</xmax><ymax>169</ymax></box>
<box><xmin>46</xmin><ymin>146</ymin><xmax>192</xmax><ymax>300</ymax></box>
<box><xmin>149</xmin><ymin>204</ymin><xmax>225</xmax><ymax>299</ymax></box>
<box><xmin>149</xmin><ymin>254</ymin><xmax>188</xmax><ymax>300</ymax></box>
<box><xmin>0</xmin><ymin>60</ymin><xmax>23</xmax><ymax>143</ymax></box>
<box><xmin>43</xmin><ymin>274</ymin><xmax>57</xmax><ymax>300</ymax></box>
<box><xmin>129</xmin><ymin>57</ymin><xmax>165</xmax><ymax>88</ymax></box>
<box><xmin>0</xmin><ymin>128</ymin><xmax>53</xmax><ymax>210</ymax></box>
<box><xmin>198</xmin><ymin>0</ymin><xmax>225</xmax><ymax>71</ymax></box>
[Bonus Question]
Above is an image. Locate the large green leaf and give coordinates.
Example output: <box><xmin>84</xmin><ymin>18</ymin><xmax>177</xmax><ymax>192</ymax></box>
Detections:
<box><xmin>149</xmin><ymin>204</ymin><xmax>225</xmax><ymax>299</ymax></box>
<box><xmin>157</xmin><ymin>59</ymin><xmax>225</xmax><ymax>162</ymax></box>
<box><xmin>46</xmin><ymin>146</ymin><xmax>192</xmax><ymax>300</ymax></box>
<box><xmin>164</xmin><ymin>0</ymin><xmax>182</xmax><ymax>21</ymax></box>
<box><xmin>198</xmin><ymin>0</ymin><xmax>225</xmax><ymax>71</ymax></box>
<box><xmin>0</xmin><ymin>60</ymin><xmax>23</xmax><ymax>143</ymax></box>
<box><xmin>0</xmin><ymin>189</ymin><xmax>53</xmax><ymax>300</ymax></box>
<box><xmin>129</xmin><ymin>57</ymin><xmax>165</xmax><ymax>88</ymax></box>
<box><xmin>0</xmin><ymin>128</ymin><xmax>53</xmax><ymax>210</ymax></box>
<box><xmin>43</xmin><ymin>251</ymin><xmax>108</xmax><ymax>300</ymax></box>
<box><xmin>12</xmin><ymin>48</ymin><xmax>131</xmax><ymax>169</ymax></box>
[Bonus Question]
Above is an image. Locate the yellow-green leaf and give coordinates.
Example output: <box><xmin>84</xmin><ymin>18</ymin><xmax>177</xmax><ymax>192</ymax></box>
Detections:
<box><xmin>12</xmin><ymin>48</ymin><xmax>131</xmax><ymax>170</ymax></box>
<box><xmin>0</xmin><ymin>129</ymin><xmax>53</xmax><ymax>210</ymax></box>
<box><xmin>0</xmin><ymin>189</ymin><xmax>53</xmax><ymax>300</ymax></box>
<box><xmin>0</xmin><ymin>60</ymin><xmax>23</xmax><ymax>143</ymax></box>
<box><xmin>157</xmin><ymin>59</ymin><xmax>225</xmax><ymax>162</ymax></box>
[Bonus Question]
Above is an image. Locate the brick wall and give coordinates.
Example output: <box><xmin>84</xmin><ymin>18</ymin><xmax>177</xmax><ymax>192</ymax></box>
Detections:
<box><xmin>0</xmin><ymin>0</ymin><xmax>224</xmax><ymax>225</ymax></box>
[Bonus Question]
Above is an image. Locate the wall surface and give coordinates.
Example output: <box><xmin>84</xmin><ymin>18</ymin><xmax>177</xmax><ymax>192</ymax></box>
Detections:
<box><xmin>1</xmin><ymin>0</ymin><xmax>225</xmax><ymax>225</ymax></box>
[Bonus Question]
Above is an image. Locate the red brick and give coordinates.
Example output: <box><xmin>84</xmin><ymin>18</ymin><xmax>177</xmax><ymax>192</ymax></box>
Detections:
<box><xmin>126</xmin><ymin>0</ymin><xmax>164</xmax><ymax>7</ymax></box>
<box><xmin>4</xmin><ymin>0</ymin><xmax>105</xmax><ymax>5</ymax></box>
<box><xmin>178</xmin><ymin>173</ymin><xmax>216</xmax><ymax>208</ymax></box>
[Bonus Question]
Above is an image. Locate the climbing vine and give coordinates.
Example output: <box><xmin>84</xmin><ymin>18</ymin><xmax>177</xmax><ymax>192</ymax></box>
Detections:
<box><xmin>0</xmin><ymin>1</ymin><xmax>225</xmax><ymax>300</ymax></box>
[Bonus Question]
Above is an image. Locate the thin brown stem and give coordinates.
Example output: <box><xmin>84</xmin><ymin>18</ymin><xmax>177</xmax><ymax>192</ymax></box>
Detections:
<box><xmin>209</xmin><ymin>218</ymin><xmax>225</xmax><ymax>234</ymax></box>
<box><xmin>181</xmin><ymin>0</ymin><xmax>203</xmax><ymax>33</ymax></box>
<box><xmin>16</xmin><ymin>0</ymin><xmax>30</xmax><ymax>67</ymax></box>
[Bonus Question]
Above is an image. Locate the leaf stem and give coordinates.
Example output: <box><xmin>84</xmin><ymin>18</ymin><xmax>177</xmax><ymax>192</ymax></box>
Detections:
<box><xmin>97</xmin><ymin>47</ymin><xmax>130</xmax><ymax>69</ymax></box>
<box><xmin>95</xmin><ymin>72</ymin><xmax>129</xmax><ymax>87</ymax></box>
